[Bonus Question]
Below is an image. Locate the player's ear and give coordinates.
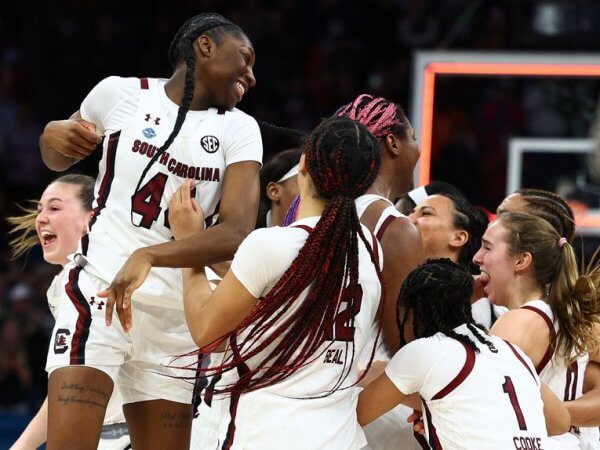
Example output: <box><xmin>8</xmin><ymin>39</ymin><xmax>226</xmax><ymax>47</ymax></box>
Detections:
<box><xmin>266</xmin><ymin>182</ymin><xmax>281</xmax><ymax>203</ymax></box>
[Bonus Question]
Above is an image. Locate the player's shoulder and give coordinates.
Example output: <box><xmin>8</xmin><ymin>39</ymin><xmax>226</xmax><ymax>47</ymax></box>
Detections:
<box><xmin>94</xmin><ymin>75</ymin><xmax>142</xmax><ymax>90</ymax></box>
<box><xmin>239</xmin><ymin>225</ymin><xmax>307</xmax><ymax>260</ymax></box>
<box><xmin>217</xmin><ymin>106</ymin><xmax>260</xmax><ymax>130</ymax></box>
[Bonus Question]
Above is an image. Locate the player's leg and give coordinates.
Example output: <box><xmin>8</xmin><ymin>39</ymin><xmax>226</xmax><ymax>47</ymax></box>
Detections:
<box><xmin>47</xmin><ymin>366</ymin><xmax>113</xmax><ymax>450</ymax></box>
<box><xmin>118</xmin><ymin>300</ymin><xmax>196</xmax><ymax>449</ymax></box>
<box><xmin>124</xmin><ymin>400</ymin><xmax>192</xmax><ymax>449</ymax></box>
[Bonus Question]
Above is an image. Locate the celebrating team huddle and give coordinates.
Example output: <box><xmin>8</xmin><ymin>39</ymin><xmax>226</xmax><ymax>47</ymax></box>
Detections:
<box><xmin>7</xmin><ymin>10</ymin><xmax>600</xmax><ymax>450</ymax></box>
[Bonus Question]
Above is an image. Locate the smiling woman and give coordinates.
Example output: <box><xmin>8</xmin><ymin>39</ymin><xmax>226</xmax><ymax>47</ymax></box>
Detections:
<box><xmin>7</xmin><ymin>174</ymin><xmax>131</xmax><ymax>450</ymax></box>
<box><xmin>474</xmin><ymin>212</ymin><xmax>600</xmax><ymax>449</ymax></box>
<box><xmin>36</xmin><ymin>12</ymin><xmax>262</xmax><ymax>450</ymax></box>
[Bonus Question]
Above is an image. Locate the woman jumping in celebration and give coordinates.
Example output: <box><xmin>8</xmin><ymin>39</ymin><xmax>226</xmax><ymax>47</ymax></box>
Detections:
<box><xmin>38</xmin><ymin>13</ymin><xmax>261</xmax><ymax>450</ymax></box>
<box><xmin>170</xmin><ymin>116</ymin><xmax>383</xmax><ymax>449</ymax></box>
<box><xmin>8</xmin><ymin>175</ymin><xmax>130</xmax><ymax>450</ymax></box>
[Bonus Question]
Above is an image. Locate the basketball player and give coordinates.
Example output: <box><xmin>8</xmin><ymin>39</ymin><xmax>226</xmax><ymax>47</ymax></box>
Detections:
<box><xmin>190</xmin><ymin>147</ymin><xmax>303</xmax><ymax>448</ymax></box>
<box><xmin>358</xmin><ymin>259</ymin><xmax>569</xmax><ymax>448</ymax></box>
<box><xmin>170</xmin><ymin>116</ymin><xmax>383</xmax><ymax>449</ymax></box>
<box><xmin>38</xmin><ymin>13</ymin><xmax>262</xmax><ymax>449</ymax></box>
<box><xmin>8</xmin><ymin>175</ymin><xmax>130</xmax><ymax>450</ymax></box>
<box><xmin>496</xmin><ymin>188</ymin><xmax>600</xmax><ymax>449</ymax></box>
<box><xmin>335</xmin><ymin>94</ymin><xmax>423</xmax><ymax>354</ymax></box>
<box><xmin>474</xmin><ymin>212</ymin><xmax>600</xmax><ymax>449</ymax></box>
<box><xmin>256</xmin><ymin>147</ymin><xmax>303</xmax><ymax>228</ymax></box>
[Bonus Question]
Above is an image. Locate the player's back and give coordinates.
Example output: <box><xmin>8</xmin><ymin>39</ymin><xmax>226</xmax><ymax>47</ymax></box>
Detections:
<box><xmin>203</xmin><ymin>217</ymin><xmax>383</xmax><ymax>449</ymax></box>
<box><xmin>388</xmin><ymin>326</ymin><xmax>548</xmax><ymax>449</ymax></box>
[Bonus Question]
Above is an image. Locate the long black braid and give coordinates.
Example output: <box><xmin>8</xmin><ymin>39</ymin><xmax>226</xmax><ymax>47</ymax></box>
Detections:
<box><xmin>397</xmin><ymin>258</ymin><xmax>497</xmax><ymax>354</ymax></box>
<box><xmin>131</xmin><ymin>13</ymin><xmax>246</xmax><ymax>226</ymax></box>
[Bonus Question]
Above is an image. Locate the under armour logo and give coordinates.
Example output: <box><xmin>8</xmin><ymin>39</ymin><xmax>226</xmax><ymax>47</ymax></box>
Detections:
<box><xmin>145</xmin><ymin>114</ymin><xmax>161</xmax><ymax>125</ymax></box>
<box><xmin>90</xmin><ymin>297</ymin><xmax>105</xmax><ymax>310</ymax></box>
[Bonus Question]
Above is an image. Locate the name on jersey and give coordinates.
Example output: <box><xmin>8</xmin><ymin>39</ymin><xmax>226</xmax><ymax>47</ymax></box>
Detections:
<box><xmin>132</xmin><ymin>139</ymin><xmax>220</xmax><ymax>182</ymax></box>
<box><xmin>513</xmin><ymin>436</ymin><xmax>543</xmax><ymax>450</ymax></box>
<box><xmin>323</xmin><ymin>348</ymin><xmax>344</xmax><ymax>365</ymax></box>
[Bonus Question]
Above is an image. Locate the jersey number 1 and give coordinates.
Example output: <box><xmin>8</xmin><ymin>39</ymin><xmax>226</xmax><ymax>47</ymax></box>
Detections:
<box><xmin>502</xmin><ymin>376</ymin><xmax>528</xmax><ymax>430</ymax></box>
<box><xmin>131</xmin><ymin>173</ymin><xmax>168</xmax><ymax>228</ymax></box>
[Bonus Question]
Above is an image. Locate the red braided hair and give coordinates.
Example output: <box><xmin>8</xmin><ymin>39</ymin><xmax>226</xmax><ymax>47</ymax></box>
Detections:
<box><xmin>194</xmin><ymin>117</ymin><xmax>383</xmax><ymax>395</ymax></box>
<box><xmin>335</xmin><ymin>93</ymin><xmax>409</xmax><ymax>141</ymax></box>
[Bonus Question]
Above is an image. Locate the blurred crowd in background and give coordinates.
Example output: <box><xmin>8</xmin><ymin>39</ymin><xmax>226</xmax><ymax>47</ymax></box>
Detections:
<box><xmin>1</xmin><ymin>0</ymin><xmax>600</xmax><ymax>440</ymax></box>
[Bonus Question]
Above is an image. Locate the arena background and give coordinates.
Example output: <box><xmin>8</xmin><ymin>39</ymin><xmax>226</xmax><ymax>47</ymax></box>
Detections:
<box><xmin>1</xmin><ymin>0</ymin><xmax>600</xmax><ymax>446</ymax></box>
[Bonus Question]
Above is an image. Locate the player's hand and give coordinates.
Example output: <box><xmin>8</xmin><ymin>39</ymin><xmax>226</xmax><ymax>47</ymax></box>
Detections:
<box><xmin>41</xmin><ymin>118</ymin><xmax>102</xmax><ymax>160</ymax></box>
<box><xmin>407</xmin><ymin>410</ymin><xmax>425</xmax><ymax>435</ymax></box>
<box><xmin>99</xmin><ymin>249</ymin><xmax>153</xmax><ymax>332</ymax></box>
<box><xmin>169</xmin><ymin>179</ymin><xmax>205</xmax><ymax>240</ymax></box>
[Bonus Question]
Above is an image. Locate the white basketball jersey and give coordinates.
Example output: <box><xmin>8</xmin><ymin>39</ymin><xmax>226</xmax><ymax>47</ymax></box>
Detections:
<box><xmin>521</xmin><ymin>300</ymin><xmax>590</xmax><ymax>449</ymax></box>
<box><xmin>196</xmin><ymin>216</ymin><xmax>382</xmax><ymax>449</ymax></box>
<box><xmin>386</xmin><ymin>325</ymin><xmax>548</xmax><ymax>449</ymax></box>
<box><xmin>78</xmin><ymin>76</ymin><xmax>262</xmax><ymax>308</ymax></box>
<box><xmin>355</xmin><ymin>193</ymin><xmax>410</xmax><ymax>241</ymax></box>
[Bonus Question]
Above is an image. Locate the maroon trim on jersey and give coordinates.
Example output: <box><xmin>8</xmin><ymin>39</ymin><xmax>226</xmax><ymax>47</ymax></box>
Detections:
<box><xmin>140</xmin><ymin>78</ymin><xmax>149</xmax><ymax>89</ymax></box>
<box><xmin>203</xmin><ymin>372</ymin><xmax>222</xmax><ymax>408</ymax></box>
<box><xmin>431</xmin><ymin>340</ymin><xmax>476</xmax><ymax>400</ymax></box>
<box><xmin>84</xmin><ymin>131</ymin><xmax>120</xmax><ymax>252</ymax></box>
<box><xmin>376</xmin><ymin>214</ymin><xmax>396</xmax><ymax>241</ymax></box>
<box><xmin>422</xmin><ymin>399</ymin><xmax>443</xmax><ymax>449</ymax></box>
<box><xmin>64</xmin><ymin>266</ymin><xmax>91</xmax><ymax>364</ymax></box>
<box><xmin>414</xmin><ymin>430</ymin><xmax>430</xmax><ymax>449</ymax></box>
<box><xmin>564</xmin><ymin>361</ymin><xmax>579</xmax><ymax>401</ymax></box>
<box><xmin>520</xmin><ymin>305</ymin><xmax>556</xmax><ymax>374</ymax></box>
<box><xmin>221</xmin><ymin>362</ymin><xmax>250</xmax><ymax>450</ymax></box>
<box><xmin>369</xmin><ymin>230</ymin><xmax>380</xmax><ymax>264</ymax></box>
<box><xmin>504</xmin><ymin>340</ymin><xmax>537</xmax><ymax>382</ymax></box>
<box><xmin>293</xmin><ymin>224</ymin><xmax>314</xmax><ymax>233</ymax></box>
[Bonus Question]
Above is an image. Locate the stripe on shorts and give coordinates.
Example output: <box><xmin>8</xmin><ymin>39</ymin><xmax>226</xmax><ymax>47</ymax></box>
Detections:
<box><xmin>221</xmin><ymin>362</ymin><xmax>250</xmax><ymax>450</ymax></box>
<box><xmin>65</xmin><ymin>266</ymin><xmax>92</xmax><ymax>364</ymax></box>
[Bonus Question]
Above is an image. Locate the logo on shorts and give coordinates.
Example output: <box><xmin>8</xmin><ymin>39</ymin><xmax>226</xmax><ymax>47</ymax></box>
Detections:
<box><xmin>200</xmin><ymin>135</ymin><xmax>220</xmax><ymax>153</ymax></box>
<box><xmin>54</xmin><ymin>328</ymin><xmax>70</xmax><ymax>354</ymax></box>
<box><xmin>143</xmin><ymin>127</ymin><xmax>156</xmax><ymax>139</ymax></box>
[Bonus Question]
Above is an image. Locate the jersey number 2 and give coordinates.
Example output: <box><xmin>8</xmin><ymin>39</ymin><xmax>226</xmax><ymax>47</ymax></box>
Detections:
<box><xmin>325</xmin><ymin>284</ymin><xmax>363</xmax><ymax>342</ymax></box>
<box><xmin>502</xmin><ymin>376</ymin><xmax>528</xmax><ymax>430</ymax></box>
<box><xmin>131</xmin><ymin>173</ymin><xmax>168</xmax><ymax>228</ymax></box>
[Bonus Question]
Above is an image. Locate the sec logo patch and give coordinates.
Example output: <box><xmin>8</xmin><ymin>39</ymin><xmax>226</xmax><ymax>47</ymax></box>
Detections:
<box><xmin>201</xmin><ymin>135</ymin><xmax>220</xmax><ymax>153</ymax></box>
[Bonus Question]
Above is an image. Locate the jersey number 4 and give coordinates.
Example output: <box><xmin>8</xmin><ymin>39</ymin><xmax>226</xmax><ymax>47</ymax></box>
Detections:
<box><xmin>131</xmin><ymin>173</ymin><xmax>168</xmax><ymax>228</ymax></box>
<box><xmin>502</xmin><ymin>376</ymin><xmax>528</xmax><ymax>430</ymax></box>
<box><xmin>325</xmin><ymin>284</ymin><xmax>363</xmax><ymax>342</ymax></box>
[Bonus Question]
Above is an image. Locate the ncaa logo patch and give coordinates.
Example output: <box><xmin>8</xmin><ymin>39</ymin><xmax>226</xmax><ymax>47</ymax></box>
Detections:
<box><xmin>143</xmin><ymin>127</ymin><xmax>157</xmax><ymax>139</ymax></box>
<box><xmin>201</xmin><ymin>135</ymin><xmax>220</xmax><ymax>153</ymax></box>
<box><xmin>54</xmin><ymin>328</ymin><xmax>70</xmax><ymax>354</ymax></box>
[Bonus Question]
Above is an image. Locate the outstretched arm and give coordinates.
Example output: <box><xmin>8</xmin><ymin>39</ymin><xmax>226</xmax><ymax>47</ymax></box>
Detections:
<box><xmin>40</xmin><ymin>111</ymin><xmax>102</xmax><ymax>171</ymax></box>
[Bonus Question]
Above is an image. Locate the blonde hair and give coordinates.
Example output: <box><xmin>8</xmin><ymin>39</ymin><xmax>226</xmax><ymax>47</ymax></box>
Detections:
<box><xmin>498</xmin><ymin>212</ymin><xmax>600</xmax><ymax>364</ymax></box>
<box><xmin>7</xmin><ymin>174</ymin><xmax>95</xmax><ymax>260</ymax></box>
